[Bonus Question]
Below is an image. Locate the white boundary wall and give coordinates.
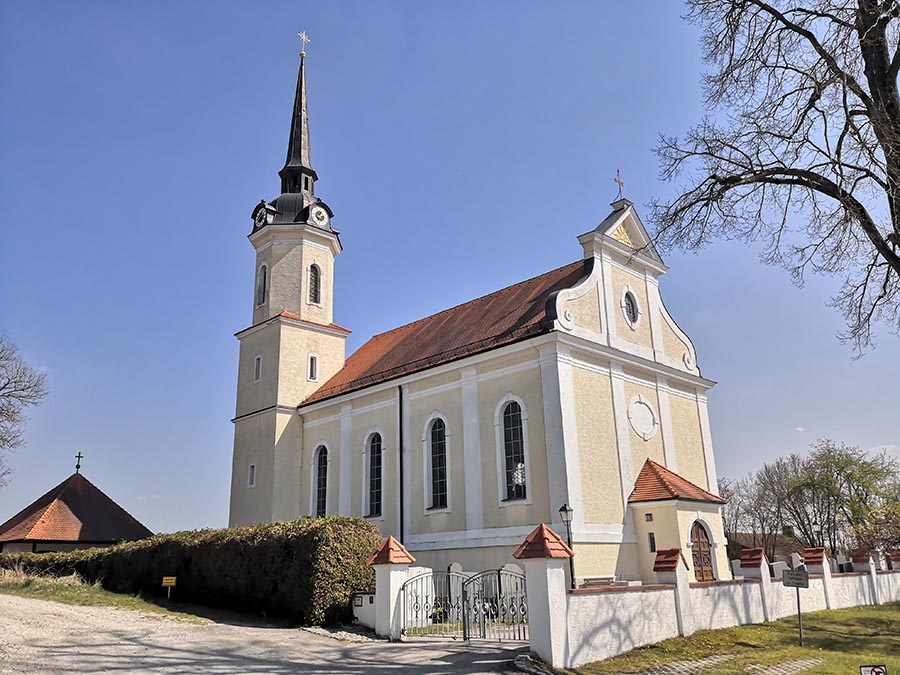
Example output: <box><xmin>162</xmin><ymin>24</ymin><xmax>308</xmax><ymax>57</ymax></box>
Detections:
<box><xmin>524</xmin><ymin>557</ymin><xmax>900</xmax><ymax>670</ymax></box>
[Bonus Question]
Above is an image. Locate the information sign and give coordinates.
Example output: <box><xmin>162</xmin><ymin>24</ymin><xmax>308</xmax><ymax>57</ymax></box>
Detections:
<box><xmin>783</xmin><ymin>569</ymin><xmax>809</xmax><ymax>588</ymax></box>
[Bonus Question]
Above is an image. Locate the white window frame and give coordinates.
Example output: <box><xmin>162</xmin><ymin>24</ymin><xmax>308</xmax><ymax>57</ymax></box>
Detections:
<box><xmin>256</xmin><ymin>264</ymin><xmax>268</xmax><ymax>308</ymax></box>
<box><xmin>247</xmin><ymin>463</ymin><xmax>256</xmax><ymax>489</ymax></box>
<box><xmin>361</xmin><ymin>428</ymin><xmax>385</xmax><ymax>520</ymax></box>
<box><xmin>253</xmin><ymin>355</ymin><xmax>262</xmax><ymax>383</ymax></box>
<box><xmin>309</xmin><ymin>442</ymin><xmax>331</xmax><ymax>517</ymax></box>
<box><xmin>307</xmin><ymin>262</ymin><xmax>323</xmax><ymax>307</ymax></box>
<box><xmin>422</xmin><ymin>411</ymin><xmax>451</xmax><ymax>515</ymax></box>
<box><xmin>627</xmin><ymin>393</ymin><xmax>659</xmax><ymax>441</ymax></box>
<box><xmin>493</xmin><ymin>393</ymin><xmax>532</xmax><ymax>507</ymax></box>
<box><xmin>620</xmin><ymin>284</ymin><xmax>642</xmax><ymax>330</ymax></box>
<box><xmin>307</xmin><ymin>353</ymin><xmax>319</xmax><ymax>382</ymax></box>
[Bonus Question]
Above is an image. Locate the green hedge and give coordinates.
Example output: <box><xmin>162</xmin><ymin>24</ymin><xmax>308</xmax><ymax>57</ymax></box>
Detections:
<box><xmin>0</xmin><ymin>516</ymin><xmax>381</xmax><ymax>625</ymax></box>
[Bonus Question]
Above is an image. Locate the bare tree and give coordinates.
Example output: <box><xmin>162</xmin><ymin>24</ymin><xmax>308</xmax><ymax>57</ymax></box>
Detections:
<box><xmin>653</xmin><ymin>0</ymin><xmax>900</xmax><ymax>350</ymax></box>
<box><xmin>0</xmin><ymin>336</ymin><xmax>48</xmax><ymax>486</ymax></box>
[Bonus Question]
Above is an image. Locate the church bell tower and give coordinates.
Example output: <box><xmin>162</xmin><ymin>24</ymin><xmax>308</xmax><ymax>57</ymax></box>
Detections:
<box><xmin>229</xmin><ymin>38</ymin><xmax>349</xmax><ymax>527</ymax></box>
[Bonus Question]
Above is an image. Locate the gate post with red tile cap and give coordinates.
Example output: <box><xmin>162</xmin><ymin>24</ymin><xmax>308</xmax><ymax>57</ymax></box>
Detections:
<box><xmin>653</xmin><ymin>548</ymin><xmax>696</xmax><ymax>637</ymax></box>
<box><xmin>513</xmin><ymin>524</ymin><xmax>574</xmax><ymax>669</ymax></box>
<box><xmin>367</xmin><ymin>536</ymin><xmax>415</xmax><ymax>640</ymax></box>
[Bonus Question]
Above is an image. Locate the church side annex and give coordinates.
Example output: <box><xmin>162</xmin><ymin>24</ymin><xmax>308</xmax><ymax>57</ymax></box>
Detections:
<box><xmin>228</xmin><ymin>44</ymin><xmax>729</xmax><ymax>585</ymax></box>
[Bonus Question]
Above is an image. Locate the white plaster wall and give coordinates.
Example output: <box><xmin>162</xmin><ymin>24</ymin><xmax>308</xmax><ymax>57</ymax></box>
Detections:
<box><xmin>565</xmin><ymin>589</ymin><xmax>679</xmax><ymax>667</ymax></box>
<box><xmin>352</xmin><ymin>593</ymin><xmax>376</xmax><ymax>629</ymax></box>
<box><xmin>688</xmin><ymin>581</ymin><xmax>765</xmax><ymax>630</ymax></box>
<box><xmin>830</xmin><ymin>573</ymin><xmax>874</xmax><ymax>608</ymax></box>
<box><xmin>876</xmin><ymin>571</ymin><xmax>900</xmax><ymax>602</ymax></box>
<box><xmin>766</xmin><ymin>578</ymin><xmax>828</xmax><ymax>619</ymax></box>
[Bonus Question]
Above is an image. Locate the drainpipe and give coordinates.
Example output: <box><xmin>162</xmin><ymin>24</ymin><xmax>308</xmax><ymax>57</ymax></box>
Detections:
<box><xmin>398</xmin><ymin>385</ymin><xmax>405</xmax><ymax>544</ymax></box>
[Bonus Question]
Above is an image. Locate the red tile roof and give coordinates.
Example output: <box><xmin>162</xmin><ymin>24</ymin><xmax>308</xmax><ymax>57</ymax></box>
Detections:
<box><xmin>0</xmin><ymin>473</ymin><xmax>153</xmax><ymax>544</ymax></box>
<box><xmin>278</xmin><ymin>311</ymin><xmax>352</xmax><ymax>334</ymax></box>
<box><xmin>850</xmin><ymin>547</ymin><xmax>871</xmax><ymax>564</ymax></box>
<box><xmin>653</xmin><ymin>548</ymin><xmax>688</xmax><ymax>572</ymax></box>
<box><xmin>803</xmin><ymin>547</ymin><xmax>826</xmax><ymax>566</ymax></box>
<box><xmin>740</xmin><ymin>547</ymin><xmax>767</xmax><ymax>568</ymax></box>
<box><xmin>513</xmin><ymin>524</ymin><xmax>574</xmax><ymax>560</ymax></box>
<box><xmin>628</xmin><ymin>459</ymin><xmax>726</xmax><ymax>505</ymax></box>
<box><xmin>366</xmin><ymin>536</ymin><xmax>416</xmax><ymax>565</ymax></box>
<box><xmin>303</xmin><ymin>261</ymin><xmax>588</xmax><ymax>404</ymax></box>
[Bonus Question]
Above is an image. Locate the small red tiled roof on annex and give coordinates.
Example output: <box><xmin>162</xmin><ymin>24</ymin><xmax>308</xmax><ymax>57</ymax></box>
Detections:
<box><xmin>628</xmin><ymin>459</ymin><xmax>726</xmax><ymax>505</ymax></box>
<box><xmin>739</xmin><ymin>547</ymin><xmax>767</xmax><ymax>568</ymax></box>
<box><xmin>302</xmin><ymin>260</ymin><xmax>588</xmax><ymax>405</ymax></box>
<box><xmin>278</xmin><ymin>310</ymin><xmax>352</xmax><ymax>334</ymax></box>
<box><xmin>803</xmin><ymin>547</ymin><xmax>826</xmax><ymax>566</ymax></box>
<box><xmin>366</xmin><ymin>536</ymin><xmax>416</xmax><ymax>565</ymax></box>
<box><xmin>653</xmin><ymin>548</ymin><xmax>688</xmax><ymax>572</ymax></box>
<box><xmin>850</xmin><ymin>547</ymin><xmax>871</xmax><ymax>564</ymax></box>
<box><xmin>0</xmin><ymin>472</ymin><xmax>153</xmax><ymax>545</ymax></box>
<box><xmin>513</xmin><ymin>524</ymin><xmax>574</xmax><ymax>560</ymax></box>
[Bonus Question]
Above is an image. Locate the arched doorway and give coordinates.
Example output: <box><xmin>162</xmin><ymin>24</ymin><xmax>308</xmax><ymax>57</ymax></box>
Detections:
<box><xmin>690</xmin><ymin>521</ymin><xmax>715</xmax><ymax>581</ymax></box>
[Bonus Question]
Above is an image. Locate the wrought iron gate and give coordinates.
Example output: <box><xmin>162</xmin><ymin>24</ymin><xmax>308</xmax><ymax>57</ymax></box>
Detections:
<box><xmin>400</xmin><ymin>568</ymin><xmax>528</xmax><ymax>642</ymax></box>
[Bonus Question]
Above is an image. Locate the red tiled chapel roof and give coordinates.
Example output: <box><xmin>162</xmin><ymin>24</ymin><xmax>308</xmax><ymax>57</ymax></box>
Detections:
<box><xmin>629</xmin><ymin>459</ymin><xmax>726</xmax><ymax>505</ymax></box>
<box><xmin>303</xmin><ymin>260</ymin><xmax>587</xmax><ymax>404</ymax></box>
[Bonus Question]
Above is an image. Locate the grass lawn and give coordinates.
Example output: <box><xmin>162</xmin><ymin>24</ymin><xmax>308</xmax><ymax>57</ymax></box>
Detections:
<box><xmin>573</xmin><ymin>602</ymin><xmax>900</xmax><ymax>675</ymax></box>
<box><xmin>0</xmin><ymin>567</ymin><xmax>209</xmax><ymax>623</ymax></box>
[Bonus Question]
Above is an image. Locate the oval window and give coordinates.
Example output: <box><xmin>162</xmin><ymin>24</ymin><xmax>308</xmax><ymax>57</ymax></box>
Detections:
<box><xmin>623</xmin><ymin>291</ymin><xmax>639</xmax><ymax>325</ymax></box>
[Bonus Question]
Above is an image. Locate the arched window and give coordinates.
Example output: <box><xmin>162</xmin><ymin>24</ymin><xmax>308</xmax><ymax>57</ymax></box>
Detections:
<box><xmin>367</xmin><ymin>433</ymin><xmax>382</xmax><ymax>517</ymax></box>
<box><xmin>308</xmin><ymin>264</ymin><xmax>321</xmax><ymax>305</ymax></box>
<box><xmin>429</xmin><ymin>419</ymin><xmax>447</xmax><ymax>509</ymax></box>
<box><xmin>503</xmin><ymin>401</ymin><xmax>527</xmax><ymax>500</ymax></box>
<box><xmin>256</xmin><ymin>265</ymin><xmax>268</xmax><ymax>307</ymax></box>
<box><xmin>315</xmin><ymin>446</ymin><xmax>328</xmax><ymax>518</ymax></box>
<box><xmin>690</xmin><ymin>521</ymin><xmax>714</xmax><ymax>581</ymax></box>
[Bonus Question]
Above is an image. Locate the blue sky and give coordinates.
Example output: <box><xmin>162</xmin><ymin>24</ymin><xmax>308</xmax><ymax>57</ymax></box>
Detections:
<box><xmin>1</xmin><ymin>1</ymin><xmax>897</xmax><ymax>533</ymax></box>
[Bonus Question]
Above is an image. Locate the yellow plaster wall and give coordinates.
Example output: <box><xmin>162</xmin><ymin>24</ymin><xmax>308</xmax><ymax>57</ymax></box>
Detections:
<box><xmin>611</xmin><ymin>265</ymin><xmax>653</xmax><ymax>349</ymax></box>
<box><xmin>670</xmin><ymin>394</ymin><xmax>709</xmax><ymax>491</ymax></box>
<box><xmin>571</xmin><ymin>366</ymin><xmax>622</xmax><ymax>525</ymax></box>
<box><xmin>572</xmin><ymin>542</ymin><xmax>641</xmax><ymax>581</ymax></box>
<box><xmin>298</xmin><ymin>242</ymin><xmax>335</xmax><ymax>326</ymax></box>
<box><xmin>630</xmin><ymin>503</ymin><xmax>681</xmax><ymax>581</ymax></box>
<box><xmin>623</xmin><ymin>380</ymin><xmax>665</xmax><ymax>475</ymax></box>
<box><xmin>407</xmin><ymin>369</ymin><xmax>461</xmax><ymax>395</ymax></box>
<box><xmin>475</xmin><ymin>349</ymin><xmax>538</xmax><ymax>376</ymax></box>
<box><xmin>407</xmin><ymin>387</ymin><xmax>466</xmax><ymax>534</ymax></box>
<box><xmin>676</xmin><ymin>508</ymin><xmax>730</xmax><ymax>581</ymax></box>
<box><xmin>229</xmin><ymin>410</ymin><xmax>276</xmax><ymax>526</ymax></box>
<box><xmin>235</xmin><ymin>323</ymin><xmax>280</xmax><ymax>417</ymax></box>
<box><xmin>252</xmin><ymin>246</ymin><xmax>274</xmax><ymax>325</ymax></box>
<box><xmin>278</xmin><ymin>323</ymin><xmax>345</xmax><ymax>407</ymax></box>
<box><xmin>410</xmin><ymin>546</ymin><xmax>521</xmax><ymax>573</ymax></box>
<box><xmin>562</xmin><ymin>283</ymin><xmax>602</xmax><ymax>334</ymax></box>
<box><xmin>477</xmin><ymin>366</ymin><xmax>550</xmax><ymax>529</ymax></box>
<box><xmin>272</xmin><ymin>410</ymin><xmax>303</xmax><ymax>522</ymax></box>
<box><xmin>661</xmin><ymin>315</ymin><xmax>691</xmax><ymax>365</ymax></box>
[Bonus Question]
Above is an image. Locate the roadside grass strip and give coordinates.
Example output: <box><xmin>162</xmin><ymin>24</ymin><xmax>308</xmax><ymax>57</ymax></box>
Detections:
<box><xmin>572</xmin><ymin>602</ymin><xmax>900</xmax><ymax>675</ymax></box>
<box><xmin>0</xmin><ymin>566</ymin><xmax>208</xmax><ymax>623</ymax></box>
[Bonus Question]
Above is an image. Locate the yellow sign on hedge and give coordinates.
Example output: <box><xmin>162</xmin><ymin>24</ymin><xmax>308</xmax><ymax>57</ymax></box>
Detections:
<box><xmin>162</xmin><ymin>576</ymin><xmax>177</xmax><ymax>587</ymax></box>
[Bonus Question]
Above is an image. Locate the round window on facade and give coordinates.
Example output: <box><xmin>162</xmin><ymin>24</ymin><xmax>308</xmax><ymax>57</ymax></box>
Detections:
<box><xmin>623</xmin><ymin>290</ymin><xmax>639</xmax><ymax>327</ymax></box>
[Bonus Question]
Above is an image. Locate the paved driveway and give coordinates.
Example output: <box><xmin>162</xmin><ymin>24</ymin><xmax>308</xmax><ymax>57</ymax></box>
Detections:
<box><xmin>0</xmin><ymin>595</ymin><xmax>525</xmax><ymax>674</ymax></box>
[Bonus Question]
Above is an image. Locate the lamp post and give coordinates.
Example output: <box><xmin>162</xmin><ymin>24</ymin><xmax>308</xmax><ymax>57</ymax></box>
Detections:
<box><xmin>558</xmin><ymin>503</ymin><xmax>575</xmax><ymax>590</ymax></box>
<box><xmin>812</xmin><ymin>521</ymin><xmax>822</xmax><ymax>548</ymax></box>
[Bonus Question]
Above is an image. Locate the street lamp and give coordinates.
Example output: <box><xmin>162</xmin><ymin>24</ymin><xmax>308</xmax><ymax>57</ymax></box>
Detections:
<box><xmin>558</xmin><ymin>503</ymin><xmax>576</xmax><ymax>590</ymax></box>
<box><xmin>812</xmin><ymin>521</ymin><xmax>822</xmax><ymax>548</ymax></box>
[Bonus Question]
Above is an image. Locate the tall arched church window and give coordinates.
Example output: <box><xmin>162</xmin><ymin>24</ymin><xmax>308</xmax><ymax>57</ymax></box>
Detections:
<box><xmin>308</xmin><ymin>264</ymin><xmax>321</xmax><ymax>305</ymax></box>
<box><xmin>315</xmin><ymin>446</ymin><xmax>328</xmax><ymax>518</ymax></box>
<box><xmin>256</xmin><ymin>265</ymin><xmax>268</xmax><ymax>307</ymax></box>
<box><xmin>429</xmin><ymin>419</ymin><xmax>447</xmax><ymax>509</ymax></box>
<box><xmin>690</xmin><ymin>521</ymin><xmax>715</xmax><ymax>581</ymax></box>
<box><xmin>503</xmin><ymin>401</ymin><xmax>527</xmax><ymax>500</ymax></box>
<box><xmin>368</xmin><ymin>433</ymin><xmax>382</xmax><ymax>517</ymax></box>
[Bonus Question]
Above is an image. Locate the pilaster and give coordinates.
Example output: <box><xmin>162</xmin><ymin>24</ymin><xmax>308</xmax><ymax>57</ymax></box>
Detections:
<box><xmin>460</xmin><ymin>368</ymin><xmax>484</xmax><ymax>531</ymax></box>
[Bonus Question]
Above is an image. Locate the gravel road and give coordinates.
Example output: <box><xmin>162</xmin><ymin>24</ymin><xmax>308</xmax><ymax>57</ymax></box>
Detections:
<box><xmin>0</xmin><ymin>595</ymin><xmax>524</xmax><ymax>674</ymax></box>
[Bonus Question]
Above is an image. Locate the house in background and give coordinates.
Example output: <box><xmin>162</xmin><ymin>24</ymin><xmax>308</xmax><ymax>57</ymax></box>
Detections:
<box><xmin>0</xmin><ymin>461</ymin><xmax>153</xmax><ymax>553</ymax></box>
<box><xmin>228</xmin><ymin>49</ymin><xmax>730</xmax><ymax>585</ymax></box>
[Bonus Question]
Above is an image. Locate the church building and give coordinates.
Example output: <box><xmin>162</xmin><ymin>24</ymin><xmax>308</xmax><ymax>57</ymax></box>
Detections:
<box><xmin>228</xmin><ymin>47</ymin><xmax>730</xmax><ymax>585</ymax></box>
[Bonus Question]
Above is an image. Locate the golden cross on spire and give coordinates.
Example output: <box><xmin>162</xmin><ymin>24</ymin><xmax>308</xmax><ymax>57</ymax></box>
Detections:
<box><xmin>614</xmin><ymin>169</ymin><xmax>625</xmax><ymax>200</ymax></box>
<box><xmin>298</xmin><ymin>31</ymin><xmax>310</xmax><ymax>58</ymax></box>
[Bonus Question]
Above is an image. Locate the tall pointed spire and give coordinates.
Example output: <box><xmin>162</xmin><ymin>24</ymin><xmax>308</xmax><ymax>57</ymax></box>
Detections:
<box><xmin>279</xmin><ymin>33</ymin><xmax>318</xmax><ymax>196</ymax></box>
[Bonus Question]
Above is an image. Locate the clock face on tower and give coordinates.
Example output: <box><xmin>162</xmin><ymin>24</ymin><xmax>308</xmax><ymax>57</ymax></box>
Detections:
<box><xmin>310</xmin><ymin>205</ymin><xmax>329</xmax><ymax>227</ymax></box>
<box><xmin>254</xmin><ymin>208</ymin><xmax>267</xmax><ymax>229</ymax></box>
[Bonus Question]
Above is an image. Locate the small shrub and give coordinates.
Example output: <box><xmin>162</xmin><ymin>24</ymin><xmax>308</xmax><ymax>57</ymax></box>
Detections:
<box><xmin>0</xmin><ymin>516</ymin><xmax>381</xmax><ymax>625</ymax></box>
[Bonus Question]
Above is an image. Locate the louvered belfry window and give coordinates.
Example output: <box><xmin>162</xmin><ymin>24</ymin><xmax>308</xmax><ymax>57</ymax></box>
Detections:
<box><xmin>368</xmin><ymin>433</ymin><xmax>382</xmax><ymax>517</ymax></box>
<box><xmin>256</xmin><ymin>265</ymin><xmax>268</xmax><ymax>307</ymax></box>
<box><xmin>315</xmin><ymin>446</ymin><xmax>327</xmax><ymax>517</ymax></box>
<box><xmin>503</xmin><ymin>402</ymin><xmax>527</xmax><ymax>500</ymax></box>
<box><xmin>309</xmin><ymin>265</ymin><xmax>321</xmax><ymax>304</ymax></box>
<box><xmin>430</xmin><ymin>419</ymin><xmax>447</xmax><ymax>509</ymax></box>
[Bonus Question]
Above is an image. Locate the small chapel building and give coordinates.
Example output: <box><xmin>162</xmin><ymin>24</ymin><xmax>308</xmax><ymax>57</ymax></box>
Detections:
<box><xmin>0</xmin><ymin>460</ymin><xmax>154</xmax><ymax>553</ymax></box>
<box><xmin>228</xmin><ymin>49</ymin><xmax>730</xmax><ymax>585</ymax></box>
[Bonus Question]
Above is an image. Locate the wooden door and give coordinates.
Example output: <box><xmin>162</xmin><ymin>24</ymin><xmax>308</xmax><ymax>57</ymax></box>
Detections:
<box><xmin>690</xmin><ymin>522</ymin><xmax>715</xmax><ymax>581</ymax></box>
